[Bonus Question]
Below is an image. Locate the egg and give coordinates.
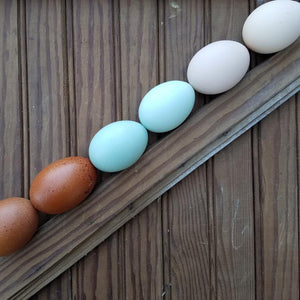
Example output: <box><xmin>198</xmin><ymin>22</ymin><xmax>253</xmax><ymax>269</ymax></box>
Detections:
<box><xmin>0</xmin><ymin>197</ymin><xmax>39</xmax><ymax>256</ymax></box>
<box><xmin>30</xmin><ymin>156</ymin><xmax>97</xmax><ymax>214</ymax></box>
<box><xmin>187</xmin><ymin>40</ymin><xmax>250</xmax><ymax>95</ymax></box>
<box><xmin>242</xmin><ymin>0</ymin><xmax>300</xmax><ymax>54</ymax></box>
<box><xmin>89</xmin><ymin>120</ymin><xmax>148</xmax><ymax>172</ymax></box>
<box><xmin>138</xmin><ymin>81</ymin><xmax>195</xmax><ymax>133</ymax></box>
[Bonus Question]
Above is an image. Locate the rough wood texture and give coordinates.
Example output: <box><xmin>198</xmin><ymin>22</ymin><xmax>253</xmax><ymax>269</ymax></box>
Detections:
<box><xmin>1</xmin><ymin>1</ymin><xmax>300</xmax><ymax>299</ymax></box>
<box><xmin>210</xmin><ymin>1</ymin><xmax>256</xmax><ymax>299</ymax></box>
<box><xmin>0</xmin><ymin>33</ymin><xmax>299</xmax><ymax>299</ymax></box>
<box><xmin>26</xmin><ymin>0</ymin><xmax>69</xmax><ymax>177</ymax></box>
<box><xmin>70</xmin><ymin>1</ymin><xmax>163</xmax><ymax>299</ymax></box>
<box><xmin>166</xmin><ymin>168</ymin><xmax>210</xmax><ymax>299</ymax></box>
<box><xmin>161</xmin><ymin>1</ymin><xmax>209</xmax><ymax>299</ymax></box>
<box><xmin>256</xmin><ymin>99</ymin><xmax>299</xmax><ymax>299</ymax></box>
<box><xmin>25</xmin><ymin>0</ymin><xmax>70</xmax><ymax>225</ymax></box>
<box><xmin>119</xmin><ymin>2</ymin><xmax>163</xmax><ymax>299</ymax></box>
<box><xmin>252</xmin><ymin>1</ymin><xmax>299</xmax><ymax>299</ymax></box>
<box><xmin>0</xmin><ymin>0</ymin><xmax>22</xmax><ymax>199</ymax></box>
<box><xmin>70</xmin><ymin>0</ymin><xmax>125</xmax><ymax>298</ymax></box>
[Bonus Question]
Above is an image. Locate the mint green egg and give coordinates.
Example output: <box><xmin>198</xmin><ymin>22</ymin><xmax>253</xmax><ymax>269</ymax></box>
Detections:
<box><xmin>138</xmin><ymin>80</ymin><xmax>195</xmax><ymax>133</ymax></box>
<box><xmin>89</xmin><ymin>121</ymin><xmax>148</xmax><ymax>172</ymax></box>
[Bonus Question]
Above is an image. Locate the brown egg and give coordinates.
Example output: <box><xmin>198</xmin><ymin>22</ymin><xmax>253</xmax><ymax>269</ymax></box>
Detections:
<box><xmin>0</xmin><ymin>197</ymin><xmax>39</xmax><ymax>256</ymax></box>
<box><xmin>30</xmin><ymin>156</ymin><xmax>97</xmax><ymax>214</ymax></box>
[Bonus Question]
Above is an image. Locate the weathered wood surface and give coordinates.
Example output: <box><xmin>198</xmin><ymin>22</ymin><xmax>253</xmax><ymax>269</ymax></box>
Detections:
<box><xmin>209</xmin><ymin>2</ymin><xmax>256</xmax><ymax>299</ymax></box>
<box><xmin>0</xmin><ymin>1</ymin><xmax>299</xmax><ymax>299</ymax></box>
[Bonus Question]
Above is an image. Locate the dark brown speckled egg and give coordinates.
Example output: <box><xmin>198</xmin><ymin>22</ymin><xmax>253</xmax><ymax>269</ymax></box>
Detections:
<box><xmin>0</xmin><ymin>197</ymin><xmax>39</xmax><ymax>256</ymax></box>
<box><xmin>30</xmin><ymin>156</ymin><xmax>97</xmax><ymax>214</ymax></box>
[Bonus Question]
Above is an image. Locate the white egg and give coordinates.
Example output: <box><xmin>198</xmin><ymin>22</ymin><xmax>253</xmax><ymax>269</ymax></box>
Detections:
<box><xmin>138</xmin><ymin>81</ymin><xmax>195</xmax><ymax>133</ymax></box>
<box><xmin>242</xmin><ymin>0</ymin><xmax>300</xmax><ymax>54</ymax></box>
<box><xmin>187</xmin><ymin>40</ymin><xmax>250</xmax><ymax>95</ymax></box>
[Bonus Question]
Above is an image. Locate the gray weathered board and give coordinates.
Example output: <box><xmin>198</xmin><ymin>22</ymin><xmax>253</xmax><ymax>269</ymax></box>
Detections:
<box><xmin>1</xmin><ymin>35</ymin><xmax>300</xmax><ymax>300</ymax></box>
<box><xmin>1</xmin><ymin>0</ymin><xmax>300</xmax><ymax>299</ymax></box>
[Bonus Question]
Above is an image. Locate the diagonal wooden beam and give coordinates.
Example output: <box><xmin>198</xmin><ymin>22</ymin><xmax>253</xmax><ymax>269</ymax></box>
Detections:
<box><xmin>1</xmin><ymin>39</ymin><xmax>300</xmax><ymax>300</ymax></box>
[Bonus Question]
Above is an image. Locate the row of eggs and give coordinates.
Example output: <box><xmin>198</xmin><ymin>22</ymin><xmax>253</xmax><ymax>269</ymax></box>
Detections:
<box><xmin>90</xmin><ymin>0</ymin><xmax>300</xmax><ymax>171</ymax></box>
<box><xmin>1</xmin><ymin>0</ymin><xmax>300</xmax><ymax>256</ymax></box>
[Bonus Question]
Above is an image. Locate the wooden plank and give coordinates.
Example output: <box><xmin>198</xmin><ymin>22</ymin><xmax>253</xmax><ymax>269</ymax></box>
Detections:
<box><xmin>0</xmin><ymin>0</ymin><xmax>23</xmax><ymax>199</ymax></box>
<box><xmin>162</xmin><ymin>0</ymin><xmax>206</xmax><ymax>112</ymax></box>
<box><xmin>256</xmin><ymin>99</ymin><xmax>299</xmax><ymax>299</ymax></box>
<box><xmin>25</xmin><ymin>0</ymin><xmax>70</xmax><ymax>226</ymax></box>
<box><xmin>70</xmin><ymin>0</ymin><xmax>117</xmax><ymax>157</ymax></box>
<box><xmin>166</xmin><ymin>167</ymin><xmax>210</xmax><ymax>299</ymax></box>
<box><xmin>29</xmin><ymin>271</ymin><xmax>71</xmax><ymax>300</ymax></box>
<box><xmin>117</xmin><ymin>1</ymin><xmax>164</xmax><ymax>299</ymax></box>
<box><xmin>213</xmin><ymin>136</ymin><xmax>255</xmax><ymax>299</ymax></box>
<box><xmin>71</xmin><ymin>234</ymin><xmax>124</xmax><ymax>300</ymax></box>
<box><xmin>254</xmin><ymin>2</ymin><xmax>299</xmax><ymax>299</ymax></box>
<box><xmin>65</xmin><ymin>1</ymin><xmax>124</xmax><ymax>299</ymax></box>
<box><xmin>26</xmin><ymin>0</ymin><xmax>69</xmax><ymax>174</ymax></box>
<box><xmin>210</xmin><ymin>1</ymin><xmax>255</xmax><ymax>299</ymax></box>
<box><xmin>161</xmin><ymin>0</ymin><xmax>210</xmax><ymax>298</ymax></box>
<box><xmin>23</xmin><ymin>0</ymin><xmax>72</xmax><ymax>298</ymax></box>
<box><xmin>69</xmin><ymin>0</ymin><xmax>163</xmax><ymax>299</ymax></box>
<box><xmin>118</xmin><ymin>0</ymin><xmax>159</xmax><ymax>120</ymax></box>
<box><xmin>0</xmin><ymin>36</ymin><xmax>299</xmax><ymax>299</ymax></box>
<box><xmin>124</xmin><ymin>203</ymin><xmax>163</xmax><ymax>299</ymax></box>
<box><xmin>249</xmin><ymin>1</ymin><xmax>265</xmax><ymax>297</ymax></box>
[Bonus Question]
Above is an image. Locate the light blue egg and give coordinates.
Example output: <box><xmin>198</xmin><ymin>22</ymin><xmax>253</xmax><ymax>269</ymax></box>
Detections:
<box><xmin>138</xmin><ymin>80</ymin><xmax>195</xmax><ymax>133</ymax></box>
<box><xmin>89</xmin><ymin>120</ymin><xmax>148</xmax><ymax>172</ymax></box>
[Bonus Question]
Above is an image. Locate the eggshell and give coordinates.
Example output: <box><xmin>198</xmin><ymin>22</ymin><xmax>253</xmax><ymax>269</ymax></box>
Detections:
<box><xmin>0</xmin><ymin>197</ymin><xmax>39</xmax><ymax>256</ymax></box>
<box><xmin>242</xmin><ymin>1</ymin><xmax>300</xmax><ymax>54</ymax></box>
<box><xmin>138</xmin><ymin>81</ymin><xmax>195</xmax><ymax>133</ymax></box>
<box><xmin>187</xmin><ymin>40</ymin><xmax>250</xmax><ymax>95</ymax></box>
<box><xmin>30</xmin><ymin>156</ymin><xmax>97</xmax><ymax>214</ymax></box>
<box><xmin>89</xmin><ymin>120</ymin><xmax>148</xmax><ymax>172</ymax></box>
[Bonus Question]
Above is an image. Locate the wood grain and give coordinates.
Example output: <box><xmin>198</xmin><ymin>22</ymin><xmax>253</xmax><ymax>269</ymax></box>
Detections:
<box><xmin>249</xmin><ymin>1</ymin><xmax>268</xmax><ymax>298</ymax></box>
<box><xmin>257</xmin><ymin>99</ymin><xmax>299</xmax><ymax>299</ymax></box>
<box><xmin>67</xmin><ymin>1</ymin><xmax>124</xmax><ymax>299</ymax></box>
<box><xmin>252</xmin><ymin>2</ymin><xmax>299</xmax><ymax>299</ymax></box>
<box><xmin>118</xmin><ymin>1</ymin><xmax>164</xmax><ymax>299</ymax></box>
<box><xmin>161</xmin><ymin>1</ymin><xmax>210</xmax><ymax>299</ymax></box>
<box><xmin>30</xmin><ymin>271</ymin><xmax>71</xmax><ymax>300</ymax></box>
<box><xmin>1</xmin><ymin>35</ymin><xmax>299</xmax><ymax>299</ymax></box>
<box><xmin>166</xmin><ymin>167</ymin><xmax>210</xmax><ymax>299</ymax></box>
<box><xmin>70</xmin><ymin>1</ymin><xmax>164</xmax><ymax>299</ymax></box>
<box><xmin>1</xmin><ymin>1</ymin><xmax>300</xmax><ymax>299</ymax></box>
<box><xmin>0</xmin><ymin>0</ymin><xmax>23</xmax><ymax>199</ymax></box>
<box><xmin>210</xmin><ymin>1</ymin><xmax>255</xmax><ymax>299</ymax></box>
<box><xmin>124</xmin><ymin>203</ymin><xmax>163</xmax><ymax>299</ymax></box>
<box><xmin>26</xmin><ymin>0</ymin><xmax>69</xmax><ymax>174</ymax></box>
<box><xmin>23</xmin><ymin>1</ymin><xmax>72</xmax><ymax>298</ymax></box>
<box><xmin>213</xmin><ymin>135</ymin><xmax>255</xmax><ymax>299</ymax></box>
<box><xmin>25</xmin><ymin>0</ymin><xmax>70</xmax><ymax>226</ymax></box>
<box><xmin>71</xmin><ymin>0</ymin><xmax>117</xmax><ymax>157</ymax></box>
<box><xmin>72</xmin><ymin>234</ymin><xmax>125</xmax><ymax>300</ymax></box>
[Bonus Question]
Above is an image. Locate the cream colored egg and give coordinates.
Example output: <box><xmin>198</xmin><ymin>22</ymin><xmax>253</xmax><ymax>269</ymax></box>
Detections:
<box><xmin>242</xmin><ymin>0</ymin><xmax>300</xmax><ymax>54</ymax></box>
<box><xmin>187</xmin><ymin>40</ymin><xmax>250</xmax><ymax>95</ymax></box>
